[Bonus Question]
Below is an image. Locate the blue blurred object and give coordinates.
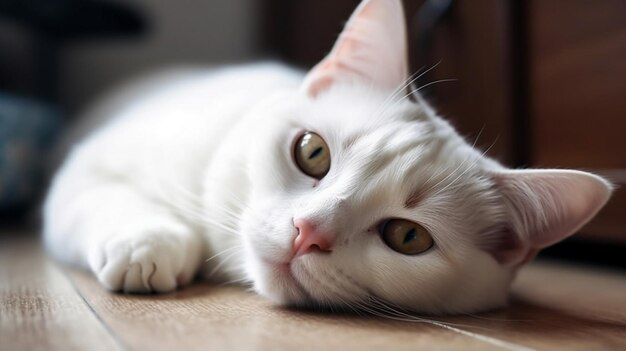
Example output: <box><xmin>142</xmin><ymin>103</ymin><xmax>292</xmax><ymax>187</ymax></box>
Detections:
<box><xmin>0</xmin><ymin>93</ymin><xmax>61</xmax><ymax>214</ymax></box>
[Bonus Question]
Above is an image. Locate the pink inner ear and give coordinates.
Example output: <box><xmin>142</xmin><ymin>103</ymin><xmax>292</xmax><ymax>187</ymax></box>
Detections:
<box><xmin>490</xmin><ymin>169</ymin><xmax>612</xmax><ymax>265</ymax></box>
<box><xmin>302</xmin><ymin>0</ymin><xmax>408</xmax><ymax>97</ymax></box>
<box><xmin>306</xmin><ymin>63</ymin><xmax>339</xmax><ymax>98</ymax></box>
<box><xmin>489</xmin><ymin>228</ymin><xmax>539</xmax><ymax>267</ymax></box>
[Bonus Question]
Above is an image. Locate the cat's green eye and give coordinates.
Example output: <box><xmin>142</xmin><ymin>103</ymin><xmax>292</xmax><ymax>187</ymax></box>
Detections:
<box><xmin>294</xmin><ymin>132</ymin><xmax>330</xmax><ymax>179</ymax></box>
<box><xmin>381</xmin><ymin>219</ymin><xmax>433</xmax><ymax>255</ymax></box>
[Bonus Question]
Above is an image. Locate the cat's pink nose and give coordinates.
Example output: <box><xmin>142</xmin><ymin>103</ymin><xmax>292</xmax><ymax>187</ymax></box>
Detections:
<box><xmin>293</xmin><ymin>218</ymin><xmax>333</xmax><ymax>257</ymax></box>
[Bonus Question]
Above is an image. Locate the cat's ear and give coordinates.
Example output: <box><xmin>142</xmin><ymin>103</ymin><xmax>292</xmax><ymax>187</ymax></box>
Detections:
<box><xmin>490</xmin><ymin>169</ymin><xmax>612</xmax><ymax>266</ymax></box>
<box><xmin>302</xmin><ymin>0</ymin><xmax>408</xmax><ymax>97</ymax></box>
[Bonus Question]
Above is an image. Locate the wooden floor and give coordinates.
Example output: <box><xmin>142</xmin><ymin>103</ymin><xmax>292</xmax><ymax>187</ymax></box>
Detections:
<box><xmin>2</xmin><ymin>233</ymin><xmax>625</xmax><ymax>351</ymax></box>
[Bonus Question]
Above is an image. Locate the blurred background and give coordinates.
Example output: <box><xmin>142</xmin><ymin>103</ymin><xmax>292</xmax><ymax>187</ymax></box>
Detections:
<box><xmin>0</xmin><ymin>0</ymin><xmax>624</xmax><ymax>267</ymax></box>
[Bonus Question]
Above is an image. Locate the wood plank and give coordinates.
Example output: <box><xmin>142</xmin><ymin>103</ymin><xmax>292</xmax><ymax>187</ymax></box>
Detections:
<box><xmin>0</xmin><ymin>235</ymin><xmax>122</xmax><ymax>351</ymax></box>
<box><xmin>68</xmin><ymin>258</ymin><xmax>626</xmax><ymax>351</ymax></box>
<box><xmin>67</xmin><ymin>270</ymin><xmax>507</xmax><ymax>351</ymax></box>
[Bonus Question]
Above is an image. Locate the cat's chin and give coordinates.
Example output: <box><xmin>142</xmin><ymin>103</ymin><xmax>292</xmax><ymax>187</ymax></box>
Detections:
<box><xmin>252</xmin><ymin>258</ymin><xmax>313</xmax><ymax>307</ymax></box>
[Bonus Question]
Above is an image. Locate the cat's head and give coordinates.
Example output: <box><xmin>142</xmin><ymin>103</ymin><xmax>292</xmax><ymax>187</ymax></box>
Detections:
<box><xmin>227</xmin><ymin>0</ymin><xmax>612</xmax><ymax>314</ymax></box>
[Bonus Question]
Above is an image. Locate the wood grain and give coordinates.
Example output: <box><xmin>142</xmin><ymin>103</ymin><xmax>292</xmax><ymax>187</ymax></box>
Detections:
<box><xmin>68</xmin><ymin>271</ymin><xmax>507</xmax><ymax>351</ymax></box>
<box><xmin>0</xmin><ymin>236</ymin><xmax>121</xmax><ymax>351</ymax></box>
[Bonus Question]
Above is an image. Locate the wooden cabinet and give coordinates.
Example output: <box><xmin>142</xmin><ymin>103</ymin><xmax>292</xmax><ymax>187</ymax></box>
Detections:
<box><xmin>528</xmin><ymin>0</ymin><xmax>626</xmax><ymax>242</ymax></box>
<box><xmin>262</xmin><ymin>0</ymin><xmax>626</xmax><ymax>245</ymax></box>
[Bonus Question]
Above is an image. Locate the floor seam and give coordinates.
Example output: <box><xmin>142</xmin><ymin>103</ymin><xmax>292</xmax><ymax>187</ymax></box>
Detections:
<box><xmin>60</xmin><ymin>265</ymin><xmax>129</xmax><ymax>351</ymax></box>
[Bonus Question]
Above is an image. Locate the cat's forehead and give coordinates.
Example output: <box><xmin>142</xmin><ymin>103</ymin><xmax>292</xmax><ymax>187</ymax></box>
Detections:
<box><xmin>292</xmin><ymin>85</ymin><xmax>489</xmax><ymax>206</ymax></box>
<box><xmin>324</xmin><ymin>121</ymin><xmax>467</xmax><ymax>204</ymax></box>
<box><xmin>299</xmin><ymin>85</ymin><xmax>418</xmax><ymax>129</ymax></box>
<box><xmin>298</xmin><ymin>88</ymin><xmax>433</xmax><ymax>148</ymax></box>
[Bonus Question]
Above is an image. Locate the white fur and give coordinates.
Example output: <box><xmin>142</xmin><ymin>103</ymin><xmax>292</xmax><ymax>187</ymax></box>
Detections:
<box><xmin>44</xmin><ymin>0</ymin><xmax>611</xmax><ymax>315</ymax></box>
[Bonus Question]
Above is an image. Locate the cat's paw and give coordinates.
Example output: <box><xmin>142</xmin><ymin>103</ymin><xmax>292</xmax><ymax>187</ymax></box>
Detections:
<box><xmin>88</xmin><ymin>222</ymin><xmax>200</xmax><ymax>293</ymax></box>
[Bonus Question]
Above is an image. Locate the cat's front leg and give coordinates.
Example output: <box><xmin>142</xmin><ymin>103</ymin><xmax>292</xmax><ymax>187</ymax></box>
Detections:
<box><xmin>46</xmin><ymin>181</ymin><xmax>204</xmax><ymax>293</ymax></box>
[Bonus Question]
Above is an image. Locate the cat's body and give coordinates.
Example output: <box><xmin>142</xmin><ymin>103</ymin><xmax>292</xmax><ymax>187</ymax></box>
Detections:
<box><xmin>44</xmin><ymin>0</ymin><xmax>611</xmax><ymax>315</ymax></box>
<box><xmin>45</xmin><ymin>64</ymin><xmax>302</xmax><ymax>285</ymax></box>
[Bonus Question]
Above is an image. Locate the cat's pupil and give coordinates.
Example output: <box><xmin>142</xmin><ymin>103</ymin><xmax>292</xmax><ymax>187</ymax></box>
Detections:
<box><xmin>403</xmin><ymin>228</ymin><xmax>417</xmax><ymax>244</ymax></box>
<box><xmin>308</xmin><ymin>147</ymin><xmax>323</xmax><ymax>160</ymax></box>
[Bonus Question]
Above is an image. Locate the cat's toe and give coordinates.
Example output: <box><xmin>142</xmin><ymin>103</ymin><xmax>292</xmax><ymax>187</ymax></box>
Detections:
<box><xmin>96</xmin><ymin>250</ymin><xmax>130</xmax><ymax>291</ymax></box>
<box><xmin>90</xmin><ymin>229</ymin><xmax>187</xmax><ymax>293</ymax></box>
<box><xmin>145</xmin><ymin>256</ymin><xmax>178</xmax><ymax>292</ymax></box>
<box><xmin>122</xmin><ymin>262</ymin><xmax>153</xmax><ymax>293</ymax></box>
<box><xmin>129</xmin><ymin>245</ymin><xmax>178</xmax><ymax>293</ymax></box>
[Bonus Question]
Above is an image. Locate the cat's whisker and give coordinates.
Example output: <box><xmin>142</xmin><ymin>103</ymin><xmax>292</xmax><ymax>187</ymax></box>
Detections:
<box><xmin>473</xmin><ymin>125</ymin><xmax>486</xmax><ymax>147</ymax></box>
<box><xmin>418</xmin><ymin>126</ymin><xmax>487</xmax><ymax>199</ymax></box>
<box><xmin>429</xmin><ymin>135</ymin><xmax>499</xmax><ymax>200</ymax></box>
<box><xmin>147</xmin><ymin>174</ymin><xmax>205</xmax><ymax>205</ymax></box>
<box><xmin>425</xmin><ymin>322</ymin><xmax>534</xmax><ymax>351</ymax></box>
<box><xmin>422</xmin><ymin>126</ymin><xmax>491</xmax><ymax>197</ymax></box>
<box><xmin>378</xmin><ymin>61</ymin><xmax>442</xmax><ymax>117</ymax></box>
<box><xmin>302</xmin><ymin>267</ymin><xmax>350</xmax><ymax>310</ymax></box>
<box><xmin>150</xmin><ymin>170</ymin><xmax>256</xmax><ymax>222</ymax></box>
<box><xmin>218</xmin><ymin>277</ymin><xmax>250</xmax><ymax>287</ymax></box>
<box><xmin>365</xmin><ymin>296</ymin><xmax>480</xmax><ymax>329</ymax></box>
<box><xmin>381</xmin><ymin>298</ymin><xmax>504</xmax><ymax>330</ymax></box>
<box><xmin>378</xmin><ymin>65</ymin><xmax>426</xmax><ymax>109</ymax></box>
<box><xmin>298</xmin><ymin>253</ymin><xmax>479</xmax><ymax>326</ymax></box>
<box><xmin>330</xmin><ymin>292</ymin><xmax>364</xmax><ymax>316</ymax></box>
<box><xmin>204</xmin><ymin>169</ymin><xmax>284</xmax><ymax>227</ymax></box>
<box><xmin>420</xmin><ymin>155</ymin><xmax>474</xmax><ymax>198</ymax></box>
<box><xmin>206</xmin><ymin>249</ymin><xmax>243</xmax><ymax>279</ymax></box>
<box><xmin>357</xmin><ymin>297</ymin><xmax>533</xmax><ymax>351</ymax></box>
<box><xmin>216</xmin><ymin>261</ymin><xmax>249</xmax><ymax>282</ymax></box>
<box><xmin>299</xmin><ymin>266</ymin><xmax>380</xmax><ymax>319</ymax></box>
<box><xmin>173</xmin><ymin>201</ymin><xmax>238</xmax><ymax>232</ymax></box>
<box><xmin>330</xmin><ymin>267</ymin><xmax>371</xmax><ymax>299</ymax></box>
<box><xmin>350</xmin><ymin>299</ymin><xmax>436</xmax><ymax>326</ymax></box>
<box><xmin>147</xmin><ymin>178</ymin><xmax>209</xmax><ymax>216</ymax></box>
<box><xmin>171</xmin><ymin>202</ymin><xmax>241</xmax><ymax>238</ymax></box>
<box><xmin>147</xmin><ymin>177</ymin><xmax>248</xmax><ymax>238</ymax></box>
<box><xmin>457</xmin><ymin>311</ymin><xmax>531</xmax><ymax>323</ymax></box>
<box><xmin>204</xmin><ymin>245</ymin><xmax>244</xmax><ymax>264</ymax></box>
<box><xmin>400</xmin><ymin>78</ymin><xmax>458</xmax><ymax>102</ymax></box>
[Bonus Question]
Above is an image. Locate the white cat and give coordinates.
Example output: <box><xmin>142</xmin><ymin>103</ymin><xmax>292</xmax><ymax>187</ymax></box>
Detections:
<box><xmin>44</xmin><ymin>0</ymin><xmax>612</xmax><ymax>315</ymax></box>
